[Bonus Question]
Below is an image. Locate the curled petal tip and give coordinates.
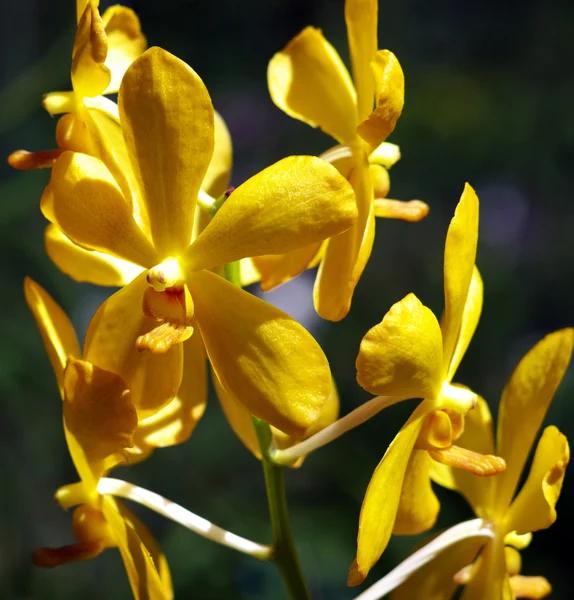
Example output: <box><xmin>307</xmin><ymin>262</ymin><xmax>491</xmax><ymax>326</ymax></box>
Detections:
<box><xmin>347</xmin><ymin>559</ymin><xmax>366</xmax><ymax>587</ymax></box>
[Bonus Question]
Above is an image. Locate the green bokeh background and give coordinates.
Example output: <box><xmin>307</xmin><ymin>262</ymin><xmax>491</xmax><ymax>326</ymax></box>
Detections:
<box><xmin>1</xmin><ymin>0</ymin><xmax>573</xmax><ymax>598</ymax></box>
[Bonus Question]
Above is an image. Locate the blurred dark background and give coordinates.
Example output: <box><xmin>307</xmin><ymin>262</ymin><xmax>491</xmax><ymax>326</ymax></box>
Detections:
<box><xmin>2</xmin><ymin>0</ymin><xmax>574</xmax><ymax>598</ymax></box>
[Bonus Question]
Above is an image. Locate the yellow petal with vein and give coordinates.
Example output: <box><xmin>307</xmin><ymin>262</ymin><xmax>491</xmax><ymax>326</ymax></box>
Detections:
<box><xmin>84</xmin><ymin>273</ymin><xmax>184</xmax><ymax>418</ymax></box>
<box><xmin>46</xmin><ymin>225</ymin><xmax>144</xmax><ymax>287</ymax></box>
<box><xmin>71</xmin><ymin>1</ymin><xmax>111</xmax><ymax>98</ymax></box>
<box><xmin>50</xmin><ymin>152</ymin><xmax>158</xmax><ymax>268</ymax></box>
<box><xmin>189</xmin><ymin>270</ymin><xmax>330</xmax><ymax>436</ymax></box>
<box><xmin>441</xmin><ymin>183</ymin><xmax>479</xmax><ymax>373</ymax></box>
<box><xmin>202</xmin><ymin>111</ymin><xmax>233</xmax><ymax>198</ymax></box>
<box><xmin>63</xmin><ymin>359</ymin><xmax>137</xmax><ymax>488</ymax></box>
<box><xmin>120</xmin><ymin>47</ymin><xmax>214</xmax><ymax>256</ymax></box>
<box><xmin>24</xmin><ymin>278</ymin><xmax>80</xmax><ymax>396</ymax></box>
<box><xmin>393</xmin><ymin>450</ymin><xmax>439</xmax><ymax>535</ymax></box>
<box><xmin>506</xmin><ymin>426</ymin><xmax>569</xmax><ymax>534</ymax></box>
<box><xmin>101</xmin><ymin>6</ymin><xmax>147</xmax><ymax>94</ymax></box>
<box><xmin>357</xmin><ymin>50</ymin><xmax>404</xmax><ymax>149</ymax></box>
<box><xmin>494</xmin><ymin>328</ymin><xmax>573</xmax><ymax>514</ymax></box>
<box><xmin>268</xmin><ymin>27</ymin><xmax>357</xmax><ymax>144</ymax></box>
<box><xmin>102</xmin><ymin>497</ymin><xmax>173</xmax><ymax>600</ymax></box>
<box><xmin>345</xmin><ymin>0</ymin><xmax>378</xmax><ymax>121</ymax></box>
<box><xmin>314</xmin><ymin>156</ymin><xmax>374</xmax><ymax>321</ymax></box>
<box><xmin>350</xmin><ymin>402</ymin><xmax>429</xmax><ymax>585</ymax></box>
<box><xmin>186</xmin><ymin>156</ymin><xmax>356</xmax><ymax>271</ymax></box>
<box><xmin>356</xmin><ymin>293</ymin><xmax>443</xmax><ymax>399</ymax></box>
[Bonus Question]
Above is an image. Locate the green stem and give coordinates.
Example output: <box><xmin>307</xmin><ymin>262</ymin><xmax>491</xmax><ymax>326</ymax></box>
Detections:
<box><xmin>252</xmin><ymin>417</ymin><xmax>312</xmax><ymax>600</ymax></box>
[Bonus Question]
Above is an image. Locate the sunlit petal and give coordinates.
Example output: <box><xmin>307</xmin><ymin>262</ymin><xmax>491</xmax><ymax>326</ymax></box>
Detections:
<box><xmin>202</xmin><ymin>111</ymin><xmax>233</xmax><ymax>198</ymax></box>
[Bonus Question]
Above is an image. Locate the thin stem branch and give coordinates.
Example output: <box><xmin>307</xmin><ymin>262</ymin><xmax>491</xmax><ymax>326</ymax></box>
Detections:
<box><xmin>252</xmin><ymin>418</ymin><xmax>311</xmax><ymax>600</ymax></box>
<box><xmin>271</xmin><ymin>395</ymin><xmax>405</xmax><ymax>465</ymax></box>
<box><xmin>352</xmin><ymin>519</ymin><xmax>494</xmax><ymax>600</ymax></box>
<box><xmin>97</xmin><ymin>478</ymin><xmax>273</xmax><ymax>560</ymax></box>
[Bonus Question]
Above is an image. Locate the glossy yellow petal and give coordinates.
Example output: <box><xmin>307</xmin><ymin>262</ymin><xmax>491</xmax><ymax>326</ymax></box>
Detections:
<box><xmin>494</xmin><ymin>329</ymin><xmax>573</xmax><ymax>514</ymax></box>
<box><xmin>350</xmin><ymin>402</ymin><xmax>429</xmax><ymax>586</ymax></box>
<box><xmin>430</xmin><ymin>397</ymin><xmax>495</xmax><ymax>517</ymax></box>
<box><xmin>71</xmin><ymin>1</ymin><xmax>111</xmax><ymax>98</ymax></box>
<box><xmin>63</xmin><ymin>359</ymin><xmax>137</xmax><ymax>488</ymax></box>
<box><xmin>441</xmin><ymin>183</ymin><xmax>479</xmax><ymax>374</ymax></box>
<box><xmin>102</xmin><ymin>497</ymin><xmax>173</xmax><ymax>600</ymax></box>
<box><xmin>390</xmin><ymin>536</ymin><xmax>484</xmax><ymax>600</ymax></box>
<box><xmin>447</xmin><ymin>267</ymin><xmax>483</xmax><ymax>381</ymax></box>
<box><xmin>509</xmin><ymin>575</ymin><xmax>551</xmax><ymax>599</ymax></box>
<box><xmin>268</xmin><ymin>26</ymin><xmax>357</xmax><ymax>144</ymax></box>
<box><xmin>356</xmin><ymin>293</ymin><xmax>443</xmax><ymax>399</ymax></box>
<box><xmin>132</xmin><ymin>334</ymin><xmax>207</xmax><ymax>452</ymax></box>
<box><xmin>250</xmin><ymin>243</ymin><xmax>322</xmax><ymax>291</ymax></box>
<box><xmin>345</xmin><ymin>0</ymin><xmax>377</xmax><ymax>121</ymax></box>
<box><xmin>46</xmin><ymin>225</ymin><xmax>144</xmax><ymax>287</ymax></box>
<box><xmin>84</xmin><ymin>273</ymin><xmax>184</xmax><ymax>418</ymax></box>
<box><xmin>202</xmin><ymin>111</ymin><xmax>233</xmax><ymax>198</ymax></box>
<box><xmin>24</xmin><ymin>278</ymin><xmax>81</xmax><ymax>396</ymax></box>
<box><xmin>357</xmin><ymin>50</ymin><xmax>404</xmax><ymax>149</ymax></box>
<box><xmin>119</xmin><ymin>47</ymin><xmax>214</xmax><ymax>256</ymax></box>
<box><xmin>506</xmin><ymin>426</ymin><xmax>569</xmax><ymax>534</ymax></box>
<box><xmin>101</xmin><ymin>6</ymin><xmax>146</xmax><ymax>94</ymax></box>
<box><xmin>393</xmin><ymin>450</ymin><xmax>439</xmax><ymax>535</ymax></box>
<box><xmin>186</xmin><ymin>156</ymin><xmax>356</xmax><ymax>271</ymax></box>
<box><xmin>189</xmin><ymin>270</ymin><xmax>330</xmax><ymax>436</ymax></box>
<box><xmin>50</xmin><ymin>152</ymin><xmax>158</xmax><ymax>267</ymax></box>
<box><xmin>239</xmin><ymin>258</ymin><xmax>262</xmax><ymax>288</ymax></box>
<box><xmin>314</xmin><ymin>156</ymin><xmax>374</xmax><ymax>321</ymax></box>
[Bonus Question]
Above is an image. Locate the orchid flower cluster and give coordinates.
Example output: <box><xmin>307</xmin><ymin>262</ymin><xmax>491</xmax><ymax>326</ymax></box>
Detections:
<box><xmin>11</xmin><ymin>1</ymin><xmax>572</xmax><ymax>599</ymax></box>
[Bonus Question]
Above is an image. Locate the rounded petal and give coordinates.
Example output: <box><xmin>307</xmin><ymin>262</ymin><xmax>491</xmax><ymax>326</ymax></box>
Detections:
<box><xmin>24</xmin><ymin>277</ymin><xmax>80</xmax><ymax>396</ymax></box>
<box><xmin>345</xmin><ymin>0</ymin><xmax>378</xmax><ymax>121</ymax></box>
<box><xmin>356</xmin><ymin>293</ymin><xmax>444</xmax><ymax>399</ymax></box>
<box><xmin>202</xmin><ymin>111</ymin><xmax>233</xmax><ymax>198</ymax></box>
<box><xmin>84</xmin><ymin>273</ymin><xmax>184</xmax><ymax>418</ymax></box>
<box><xmin>506</xmin><ymin>426</ymin><xmax>569</xmax><ymax>534</ymax></box>
<box><xmin>101</xmin><ymin>6</ymin><xmax>147</xmax><ymax>94</ymax></box>
<box><xmin>189</xmin><ymin>270</ymin><xmax>331</xmax><ymax>436</ymax></box>
<box><xmin>494</xmin><ymin>329</ymin><xmax>573</xmax><ymax>514</ymax></box>
<box><xmin>50</xmin><ymin>151</ymin><xmax>159</xmax><ymax>268</ymax></box>
<box><xmin>357</xmin><ymin>50</ymin><xmax>405</xmax><ymax>149</ymax></box>
<box><xmin>393</xmin><ymin>450</ymin><xmax>439</xmax><ymax>535</ymax></box>
<box><xmin>186</xmin><ymin>156</ymin><xmax>356</xmax><ymax>271</ymax></box>
<box><xmin>46</xmin><ymin>225</ymin><xmax>144</xmax><ymax>287</ymax></box>
<box><xmin>268</xmin><ymin>27</ymin><xmax>357</xmax><ymax>144</ymax></box>
<box><xmin>441</xmin><ymin>183</ymin><xmax>479</xmax><ymax>374</ymax></box>
<box><xmin>119</xmin><ymin>47</ymin><xmax>214</xmax><ymax>256</ymax></box>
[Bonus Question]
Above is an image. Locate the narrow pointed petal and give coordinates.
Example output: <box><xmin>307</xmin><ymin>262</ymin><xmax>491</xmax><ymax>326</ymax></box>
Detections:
<box><xmin>494</xmin><ymin>329</ymin><xmax>573</xmax><ymax>513</ymax></box>
<box><xmin>393</xmin><ymin>450</ymin><xmax>439</xmax><ymax>535</ymax></box>
<box><xmin>268</xmin><ymin>27</ymin><xmax>357</xmax><ymax>144</ymax></box>
<box><xmin>46</xmin><ymin>225</ymin><xmax>144</xmax><ymax>287</ymax></box>
<box><xmin>441</xmin><ymin>183</ymin><xmax>479</xmax><ymax>373</ymax></box>
<box><xmin>63</xmin><ymin>359</ymin><xmax>137</xmax><ymax>488</ymax></box>
<box><xmin>202</xmin><ymin>111</ymin><xmax>233</xmax><ymax>198</ymax></box>
<box><xmin>430</xmin><ymin>397</ymin><xmax>495</xmax><ymax>516</ymax></box>
<box><xmin>506</xmin><ymin>426</ymin><xmax>569</xmax><ymax>534</ymax></box>
<box><xmin>356</xmin><ymin>293</ymin><xmax>444</xmax><ymax>399</ymax></box>
<box><xmin>345</xmin><ymin>0</ymin><xmax>378</xmax><ymax>122</ymax></box>
<box><xmin>24</xmin><ymin>277</ymin><xmax>80</xmax><ymax>396</ymax></box>
<box><xmin>357</xmin><ymin>50</ymin><xmax>405</xmax><ymax>149</ymax></box>
<box><xmin>186</xmin><ymin>156</ymin><xmax>356</xmax><ymax>271</ymax></box>
<box><xmin>314</xmin><ymin>157</ymin><xmax>374</xmax><ymax>321</ymax></box>
<box><xmin>50</xmin><ymin>152</ymin><xmax>159</xmax><ymax>268</ymax></box>
<box><xmin>132</xmin><ymin>334</ymin><xmax>207</xmax><ymax>452</ymax></box>
<box><xmin>84</xmin><ymin>273</ymin><xmax>184</xmax><ymax>418</ymax></box>
<box><xmin>120</xmin><ymin>47</ymin><xmax>214</xmax><ymax>256</ymax></box>
<box><xmin>100</xmin><ymin>6</ymin><xmax>147</xmax><ymax>94</ymax></box>
<box><xmin>102</xmin><ymin>497</ymin><xmax>173</xmax><ymax>600</ymax></box>
<box><xmin>189</xmin><ymin>270</ymin><xmax>330</xmax><ymax>436</ymax></box>
<box><xmin>350</xmin><ymin>402</ymin><xmax>429</xmax><ymax>585</ymax></box>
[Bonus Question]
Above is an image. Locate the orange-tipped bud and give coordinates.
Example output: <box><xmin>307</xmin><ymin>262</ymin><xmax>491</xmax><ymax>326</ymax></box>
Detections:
<box><xmin>8</xmin><ymin>149</ymin><xmax>63</xmax><ymax>170</ymax></box>
<box><xmin>373</xmin><ymin>198</ymin><xmax>430</xmax><ymax>222</ymax></box>
<box><xmin>32</xmin><ymin>540</ymin><xmax>104</xmax><ymax>568</ymax></box>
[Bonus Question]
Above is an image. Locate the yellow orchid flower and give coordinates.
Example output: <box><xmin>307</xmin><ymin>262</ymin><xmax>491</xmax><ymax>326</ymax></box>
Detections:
<box><xmin>254</xmin><ymin>0</ymin><xmax>428</xmax><ymax>320</ymax></box>
<box><xmin>25</xmin><ymin>279</ymin><xmax>172</xmax><ymax>599</ymax></box>
<box><xmin>44</xmin><ymin>46</ymin><xmax>357</xmax><ymax>435</ymax></box>
<box><xmin>390</xmin><ymin>328</ymin><xmax>573</xmax><ymax>600</ymax></box>
<box><xmin>349</xmin><ymin>183</ymin><xmax>507</xmax><ymax>586</ymax></box>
